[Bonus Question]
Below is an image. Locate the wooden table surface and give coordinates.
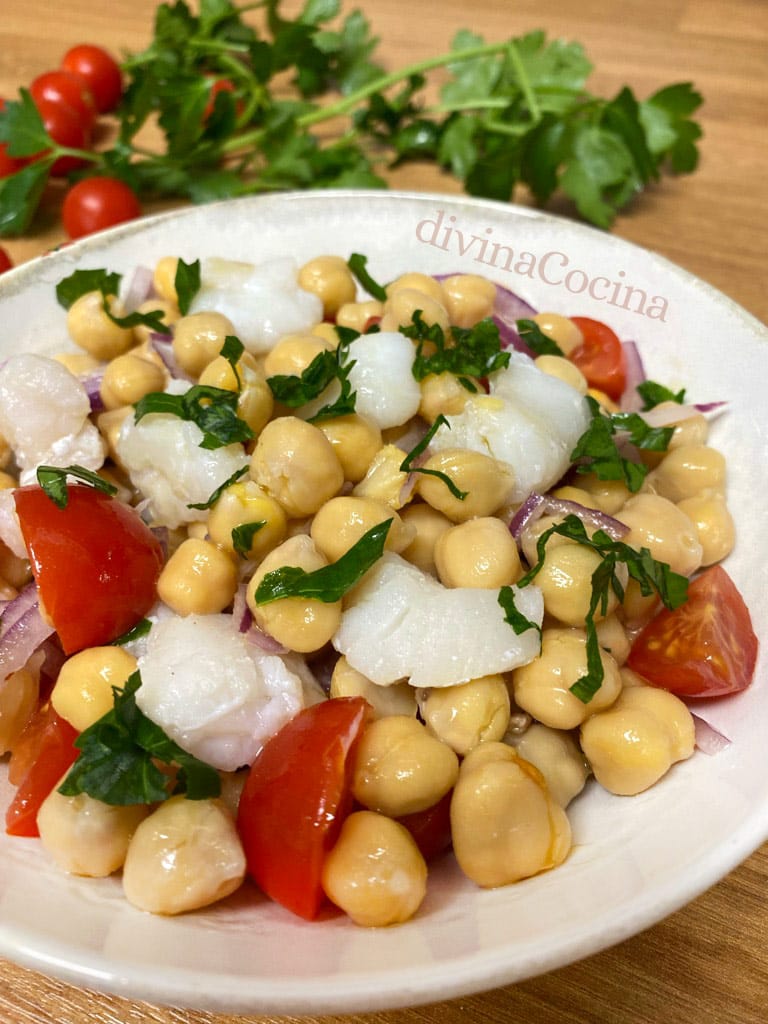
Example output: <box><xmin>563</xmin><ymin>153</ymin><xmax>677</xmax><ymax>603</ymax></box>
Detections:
<box><xmin>1</xmin><ymin>1</ymin><xmax>766</xmax><ymax>1022</ymax></box>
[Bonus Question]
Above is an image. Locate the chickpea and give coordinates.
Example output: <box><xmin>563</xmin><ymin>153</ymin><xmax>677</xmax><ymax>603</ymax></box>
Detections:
<box><xmin>352</xmin><ymin>715</ymin><xmax>459</xmax><ymax>817</ymax></box>
<box><xmin>316</xmin><ymin>413</ymin><xmax>382</xmax><ymax>483</ymax></box>
<box><xmin>331</xmin><ymin>656</ymin><xmax>417</xmax><ymax>717</ymax></box>
<box><xmin>100</xmin><ymin>352</ymin><xmax>167</xmax><ymax>410</ymax></box>
<box><xmin>580</xmin><ymin>685</ymin><xmax>695</xmax><ymax>795</ymax></box>
<box><xmin>677</xmin><ymin>491</ymin><xmax>735</xmax><ymax>565</ymax></box>
<box><xmin>450</xmin><ymin>742</ymin><xmax>572</xmax><ymax>887</ymax></box>
<box><xmin>419</xmin><ymin>674</ymin><xmax>511</xmax><ymax>755</ymax></box>
<box><xmin>513</xmin><ymin>723</ymin><xmax>590</xmax><ymax>808</ymax></box>
<box><xmin>416</xmin><ymin>449</ymin><xmax>513</xmax><ymax>523</ymax></box>
<box><xmin>52</xmin><ymin>351</ymin><xmax>101</xmax><ymax>377</ymax></box>
<box><xmin>51</xmin><ymin>646</ymin><xmax>137</xmax><ymax>732</ymax></box>
<box><xmin>122</xmin><ymin>796</ymin><xmax>246</xmax><ymax>915</ymax></box>
<box><xmin>207</xmin><ymin>480</ymin><xmax>287</xmax><ymax>560</ymax></box>
<box><xmin>311</xmin><ymin>321</ymin><xmax>341</xmax><ymax>348</ymax></box>
<box><xmin>440</xmin><ymin>274</ymin><xmax>497</xmax><ymax>328</ymax></box>
<box><xmin>335</xmin><ymin>299</ymin><xmax>384</xmax><ymax>333</ymax></box>
<box><xmin>418</xmin><ymin>372</ymin><xmax>478</xmax><ymax>422</ymax></box>
<box><xmin>398</xmin><ymin>502</ymin><xmax>452</xmax><ymax>574</ymax></box>
<box><xmin>535</xmin><ymin>543</ymin><xmax>620</xmax><ymax>626</ymax></box>
<box><xmin>595</xmin><ymin>613</ymin><xmax>631</xmax><ymax>666</ymax></box>
<box><xmin>0</xmin><ymin>541</ymin><xmax>30</xmax><ymax>590</ymax></box>
<box><xmin>434</xmin><ymin>517</ymin><xmax>521</xmax><ymax>589</ymax></box>
<box><xmin>646</xmin><ymin>444</ymin><xmax>726</xmax><ymax>503</ymax></box>
<box><xmin>246</xmin><ymin>534</ymin><xmax>341</xmax><ymax>653</ymax></box>
<box><xmin>250</xmin><ymin>416</ymin><xmax>344</xmax><ymax>518</ymax></box>
<box><xmin>573</xmin><ymin>473</ymin><xmax>630</xmax><ymax>515</ymax></box>
<box><xmin>67</xmin><ymin>291</ymin><xmax>135</xmax><ymax>360</ymax></box>
<box><xmin>322</xmin><ymin>810</ymin><xmax>427</xmax><ymax>927</ymax></box>
<box><xmin>620</xmin><ymin>576</ymin><xmax>660</xmax><ymax>628</ymax></box>
<box><xmin>587</xmin><ymin>388</ymin><xmax>620</xmax><ymax>413</ymax></box>
<box><xmin>352</xmin><ymin>444</ymin><xmax>410</xmax><ymax>509</ymax></box>
<box><xmin>263</xmin><ymin>333</ymin><xmax>334</xmax><ymax>378</ymax></box>
<box><xmin>386</xmin><ymin>272</ymin><xmax>446</xmax><ymax>305</ymax></box>
<box><xmin>667</xmin><ymin>407</ymin><xmax>709</xmax><ymax>449</ymax></box>
<box><xmin>157</xmin><ymin>538</ymin><xmax>238</xmax><ymax>616</ymax></box>
<box><xmin>532</xmin><ymin>312</ymin><xmax>583</xmax><ymax>356</ymax></box>
<box><xmin>512</xmin><ymin>628</ymin><xmax>622</xmax><ymax>730</ymax></box>
<box><xmin>132</xmin><ymin>298</ymin><xmax>179</xmax><ymax>346</ymax></box>
<box><xmin>310</xmin><ymin>496</ymin><xmax>413</xmax><ymax>563</ymax></box>
<box><xmin>380</xmin><ymin>288</ymin><xmax>450</xmax><ymax>334</ymax></box>
<box><xmin>298</xmin><ymin>255</ymin><xmax>357</xmax><ymax>317</ymax></box>
<box><xmin>38</xmin><ymin>779</ymin><xmax>149</xmax><ymax>877</ymax></box>
<box><xmin>96</xmin><ymin>406</ymin><xmax>133</xmax><ymax>465</ymax></box>
<box><xmin>199</xmin><ymin>351</ymin><xmax>274</xmax><ymax>437</ymax></box>
<box><xmin>0</xmin><ymin>470</ymin><xmax>16</xmax><ymax>489</ymax></box>
<box><xmin>153</xmin><ymin>256</ymin><xmax>179</xmax><ymax>304</ymax></box>
<box><xmin>172</xmin><ymin>311</ymin><xmax>236</xmax><ymax>378</ymax></box>
<box><xmin>0</xmin><ymin>667</ymin><xmax>38</xmax><ymax>755</ymax></box>
<box><xmin>619</xmin><ymin>493</ymin><xmax>703</xmax><ymax>577</ymax></box>
<box><xmin>519</xmin><ymin>513</ymin><xmax>574</xmax><ymax>569</ymax></box>
<box><xmin>550</xmin><ymin>484</ymin><xmax>600</xmax><ymax>508</ymax></box>
<box><xmin>534</xmin><ymin>354</ymin><xmax>588</xmax><ymax>393</ymax></box>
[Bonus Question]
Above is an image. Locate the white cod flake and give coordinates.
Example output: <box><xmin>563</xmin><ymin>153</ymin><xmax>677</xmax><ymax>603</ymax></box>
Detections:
<box><xmin>346</xmin><ymin>331</ymin><xmax>422</xmax><ymax>430</ymax></box>
<box><xmin>188</xmin><ymin>257</ymin><xmax>323</xmax><ymax>355</ymax></box>
<box><xmin>333</xmin><ymin>553</ymin><xmax>543</xmax><ymax>688</ymax></box>
<box><xmin>0</xmin><ymin>353</ymin><xmax>105</xmax><ymax>484</ymax></box>
<box><xmin>430</xmin><ymin>351</ymin><xmax>591</xmax><ymax>502</ymax></box>
<box><xmin>136</xmin><ymin>613</ymin><xmax>305</xmax><ymax>771</ymax></box>
<box><xmin>116</xmin><ymin>411</ymin><xmax>249</xmax><ymax>528</ymax></box>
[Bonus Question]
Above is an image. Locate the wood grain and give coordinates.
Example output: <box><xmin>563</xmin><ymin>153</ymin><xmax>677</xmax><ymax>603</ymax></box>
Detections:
<box><xmin>1</xmin><ymin>2</ymin><xmax>767</xmax><ymax>1022</ymax></box>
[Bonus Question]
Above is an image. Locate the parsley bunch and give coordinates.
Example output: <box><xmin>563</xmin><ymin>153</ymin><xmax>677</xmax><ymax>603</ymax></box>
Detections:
<box><xmin>0</xmin><ymin>0</ymin><xmax>702</xmax><ymax>236</ymax></box>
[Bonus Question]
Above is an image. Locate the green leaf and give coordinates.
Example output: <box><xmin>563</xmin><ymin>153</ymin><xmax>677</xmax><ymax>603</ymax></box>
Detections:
<box><xmin>175</xmin><ymin>257</ymin><xmax>202</xmax><ymax>315</ymax></box>
<box><xmin>560</xmin><ymin>124</ymin><xmax>636</xmax><ymax>228</ymax></box>
<box><xmin>232</xmin><ymin>520</ymin><xmax>266</xmax><ymax>557</ymax></box>
<box><xmin>498</xmin><ymin>586</ymin><xmax>541</xmax><ymax>638</ymax></box>
<box><xmin>55</xmin><ymin>268</ymin><xmax>122</xmax><ymax>310</ymax></box>
<box><xmin>220</xmin><ymin>335</ymin><xmax>245</xmax><ymax>387</ymax></box>
<box><xmin>134</xmin><ymin>385</ymin><xmax>254</xmax><ymax>450</ymax></box>
<box><xmin>36</xmin><ymin>465</ymin><xmax>118</xmax><ymax>510</ymax></box>
<box><xmin>570</xmin><ymin>397</ymin><xmax>650</xmax><ymax>492</ymax></box>
<box><xmin>112</xmin><ymin>618</ymin><xmax>153</xmax><ymax>646</ymax></box>
<box><xmin>186</xmin><ymin>464</ymin><xmax>249</xmax><ymax>510</ymax></box>
<box><xmin>59</xmin><ymin>672</ymin><xmax>221</xmax><ymax>806</ymax></box>
<box><xmin>403</xmin><ymin>310</ymin><xmax>509</xmax><ymax>385</ymax></box>
<box><xmin>516</xmin><ymin>318</ymin><xmax>564</xmax><ymax>357</ymax></box>
<box><xmin>636</xmin><ymin>380</ymin><xmax>686</xmax><ymax>410</ymax></box>
<box><xmin>399</xmin><ymin>414</ymin><xmax>468</xmax><ymax>501</ymax></box>
<box><xmin>0</xmin><ymin>90</ymin><xmax>51</xmax><ymax>157</ymax></box>
<box><xmin>0</xmin><ymin>159</ymin><xmax>54</xmax><ymax>237</ymax></box>
<box><xmin>640</xmin><ymin>83</ymin><xmax>703</xmax><ymax>173</ymax></box>
<box><xmin>255</xmin><ymin>518</ymin><xmax>392</xmax><ymax>604</ymax></box>
<box><xmin>347</xmin><ymin>252</ymin><xmax>387</xmax><ymax>301</ymax></box>
<box><xmin>267</xmin><ymin>334</ymin><xmax>358</xmax><ymax>422</ymax></box>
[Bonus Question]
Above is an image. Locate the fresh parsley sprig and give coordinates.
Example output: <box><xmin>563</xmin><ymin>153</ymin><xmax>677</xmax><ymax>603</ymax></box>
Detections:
<box><xmin>517</xmin><ymin>513</ymin><xmax>688</xmax><ymax>702</ymax></box>
<box><xmin>0</xmin><ymin>3</ymin><xmax>703</xmax><ymax>237</ymax></box>
<box><xmin>134</xmin><ymin>384</ymin><xmax>255</xmax><ymax>450</ymax></box>
<box><xmin>403</xmin><ymin>311</ymin><xmax>510</xmax><ymax>391</ymax></box>
<box><xmin>347</xmin><ymin>252</ymin><xmax>387</xmax><ymax>301</ymax></box>
<box><xmin>516</xmin><ymin>319</ymin><xmax>565</xmax><ymax>357</ymax></box>
<box><xmin>267</xmin><ymin>329</ymin><xmax>358</xmax><ymax>423</ymax></box>
<box><xmin>186</xmin><ymin>465</ymin><xmax>249</xmax><ymax>510</ymax></box>
<box><xmin>498</xmin><ymin>585</ymin><xmax>541</xmax><ymax>639</ymax></box>
<box><xmin>58</xmin><ymin>672</ymin><xmax>221</xmax><ymax>806</ymax></box>
<box><xmin>399</xmin><ymin>414</ymin><xmax>468</xmax><ymax>501</ymax></box>
<box><xmin>174</xmin><ymin>257</ymin><xmax>201</xmax><ymax>315</ymax></box>
<box><xmin>636</xmin><ymin>379</ymin><xmax>687</xmax><ymax>410</ymax></box>
<box><xmin>36</xmin><ymin>465</ymin><xmax>118</xmax><ymax>509</ymax></box>
<box><xmin>55</xmin><ymin>267</ymin><xmax>168</xmax><ymax>333</ymax></box>
<box><xmin>255</xmin><ymin>518</ymin><xmax>392</xmax><ymax>604</ymax></box>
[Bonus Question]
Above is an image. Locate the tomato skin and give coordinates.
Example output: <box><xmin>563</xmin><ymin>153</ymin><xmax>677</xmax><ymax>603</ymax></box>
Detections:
<box><xmin>13</xmin><ymin>484</ymin><xmax>164</xmax><ymax>655</ymax></box>
<box><xmin>5</xmin><ymin>705</ymin><xmax>79</xmax><ymax>837</ymax></box>
<box><xmin>62</xmin><ymin>45</ymin><xmax>123</xmax><ymax>114</ymax></box>
<box><xmin>203</xmin><ymin>78</ymin><xmax>241</xmax><ymax>121</ymax></box>
<box><xmin>627</xmin><ymin>565</ymin><xmax>758</xmax><ymax>698</ymax></box>
<box><xmin>34</xmin><ymin>99</ymin><xmax>91</xmax><ymax>176</ymax></box>
<box><xmin>30</xmin><ymin>70</ymin><xmax>96</xmax><ymax>129</ymax></box>
<box><xmin>62</xmin><ymin>176</ymin><xmax>141</xmax><ymax>239</ymax></box>
<box><xmin>0</xmin><ymin>246</ymin><xmax>12</xmax><ymax>274</ymax></box>
<box><xmin>569</xmin><ymin>316</ymin><xmax>627</xmax><ymax>401</ymax></box>
<box><xmin>237</xmin><ymin>697</ymin><xmax>371</xmax><ymax>920</ymax></box>
<box><xmin>397</xmin><ymin>790</ymin><xmax>453</xmax><ymax>861</ymax></box>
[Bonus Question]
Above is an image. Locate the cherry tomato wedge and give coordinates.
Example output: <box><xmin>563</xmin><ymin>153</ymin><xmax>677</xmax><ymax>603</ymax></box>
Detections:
<box><xmin>568</xmin><ymin>316</ymin><xmax>627</xmax><ymax>401</ymax></box>
<box><xmin>5</xmin><ymin>705</ymin><xmax>79</xmax><ymax>837</ymax></box>
<box><xmin>14</xmin><ymin>484</ymin><xmax>164</xmax><ymax>655</ymax></box>
<box><xmin>237</xmin><ymin>697</ymin><xmax>371</xmax><ymax>920</ymax></box>
<box><xmin>62</xmin><ymin>176</ymin><xmax>141</xmax><ymax>239</ymax></box>
<box><xmin>627</xmin><ymin>565</ymin><xmax>758</xmax><ymax>698</ymax></box>
<box><xmin>61</xmin><ymin>45</ymin><xmax>123</xmax><ymax>114</ymax></box>
<box><xmin>30</xmin><ymin>70</ymin><xmax>96</xmax><ymax>129</ymax></box>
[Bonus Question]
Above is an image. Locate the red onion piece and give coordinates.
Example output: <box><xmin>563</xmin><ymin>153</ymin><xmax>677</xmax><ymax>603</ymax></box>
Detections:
<box><xmin>150</xmin><ymin>333</ymin><xmax>193</xmax><ymax>382</ymax></box>
<box><xmin>638</xmin><ymin>402</ymin><xmax>723</xmax><ymax>428</ymax></box>
<box><xmin>509</xmin><ymin>492</ymin><xmax>629</xmax><ymax>544</ymax></box>
<box><xmin>691</xmin><ymin>712</ymin><xmax>731</xmax><ymax>755</ymax></box>
<box><xmin>434</xmin><ymin>272</ymin><xmax>537</xmax><ymax>355</ymax></box>
<box><xmin>619</xmin><ymin>341</ymin><xmax>646</xmax><ymax>412</ymax></box>
<box><xmin>0</xmin><ymin>586</ymin><xmax>56</xmax><ymax>681</ymax></box>
<box><xmin>0</xmin><ymin>582</ymin><xmax>39</xmax><ymax>639</ymax></box>
<box><xmin>232</xmin><ymin>584</ymin><xmax>289</xmax><ymax>654</ymax></box>
<box><xmin>80</xmin><ymin>369</ymin><xmax>106</xmax><ymax>413</ymax></box>
<box><xmin>122</xmin><ymin>265</ymin><xmax>154</xmax><ymax>314</ymax></box>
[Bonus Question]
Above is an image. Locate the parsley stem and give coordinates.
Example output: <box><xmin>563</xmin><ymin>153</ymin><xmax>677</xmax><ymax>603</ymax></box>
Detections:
<box><xmin>506</xmin><ymin>40</ymin><xmax>542</xmax><ymax>124</ymax></box>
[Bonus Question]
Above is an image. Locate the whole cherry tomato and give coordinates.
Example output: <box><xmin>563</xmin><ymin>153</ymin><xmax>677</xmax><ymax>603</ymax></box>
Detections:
<box><xmin>14</xmin><ymin>484</ymin><xmax>164</xmax><ymax>654</ymax></box>
<box><xmin>30</xmin><ymin>69</ymin><xmax>96</xmax><ymax>129</ymax></box>
<box><xmin>237</xmin><ymin>697</ymin><xmax>371</xmax><ymax>920</ymax></box>
<box><xmin>62</xmin><ymin>176</ymin><xmax>141</xmax><ymax>239</ymax></box>
<box><xmin>568</xmin><ymin>316</ymin><xmax>627</xmax><ymax>401</ymax></box>
<box><xmin>0</xmin><ymin>247</ymin><xmax>12</xmax><ymax>274</ymax></box>
<box><xmin>34</xmin><ymin>99</ymin><xmax>91</xmax><ymax>176</ymax></box>
<box><xmin>61</xmin><ymin>44</ymin><xmax>123</xmax><ymax>113</ymax></box>
<box><xmin>627</xmin><ymin>565</ymin><xmax>757</xmax><ymax>698</ymax></box>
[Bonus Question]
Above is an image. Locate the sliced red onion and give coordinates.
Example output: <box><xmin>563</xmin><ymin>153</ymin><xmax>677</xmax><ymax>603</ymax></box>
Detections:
<box><xmin>638</xmin><ymin>402</ymin><xmax>726</xmax><ymax>429</ymax></box>
<box><xmin>619</xmin><ymin>341</ymin><xmax>646</xmax><ymax>412</ymax></box>
<box><xmin>232</xmin><ymin>584</ymin><xmax>251</xmax><ymax>633</ymax></box>
<box><xmin>434</xmin><ymin>272</ymin><xmax>537</xmax><ymax>355</ymax></box>
<box><xmin>80</xmin><ymin>369</ymin><xmax>106</xmax><ymax>413</ymax></box>
<box><xmin>691</xmin><ymin>713</ymin><xmax>731</xmax><ymax>755</ymax></box>
<box><xmin>509</xmin><ymin>492</ymin><xmax>629</xmax><ymax>544</ymax></box>
<box><xmin>150</xmin><ymin>332</ymin><xmax>193</xmax><ymax>382</ymax></box>
<box><xmin>0</xmin><ymin>582</ymin><xmax>39</xmax><ymax>640</ymax></box>
<box><xmin>0</xmin><ymin>587</ymin><xmax>56</xmax><ymax>681</ymax></box>
<box><xmin>122</xmin><ymin>265</ymin><xmax>154</xmax><ymax>314</ymax></box>
<box><xmin>232</xmin><ymin>584</ymin><xmax>289</xmax><ymax>654</ymax></box>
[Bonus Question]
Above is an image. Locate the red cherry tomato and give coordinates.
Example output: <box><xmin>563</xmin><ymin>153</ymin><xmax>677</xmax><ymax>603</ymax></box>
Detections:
<box><xmin>568</xmin><ymin>316</ymin><xmax>627</xmax><ymax>401</ymax></box>
<box><xmin>237</xmin><ymin>697</ymin><xmax>371</xmax><ymax>920</ymax></box>
<box><xmin>62</xmin><ymin>176</ymin><xmax>141</xmax><ymax>239</ymax></box>
<box><xmin>5</xmin><ymin>705</ymin><xmax>79</xmax><ymax>837</ymax></box>
<box><xmin>30</xmin><ymin>69</ymin><xmax>96</xmax><ymax>129</ymax></box>
<box><xmin>0</xmin><ymin>246</ymin><xmax>12</xmax><ymax>274</ymax></box>
<box><xmin>61</xmin><ymin>44</ymin><xmax>123</xmax><ymax>114</ymax></box>
<box><xmin>0</xmin><ymin>97</ymin><xmax>25</xmax><ymax>179</ymax></box>
<box><xmin>34</xmin><ymin>99</ymin><xmax>91</xmax><ymax>176</ymax></box>
<box><xmin>13</xmin><ymin>484</ymin><xmax>164</xmax><ymax>655</ymax></box>
<box><xmin>627</xmin><ymin>565</ymin><xmax>758</xmax><ymax>698</ymax></box>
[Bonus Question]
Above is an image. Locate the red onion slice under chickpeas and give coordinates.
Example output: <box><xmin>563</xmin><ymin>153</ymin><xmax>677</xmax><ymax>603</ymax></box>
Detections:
<box><xmin>0</xmin><ymin>584</ymin><xmax>56</xmax><ymax>681</ymax></box>
<box><xmin>433</xmin><ymin>273</ymin><xmax>538</xmax><ymax>356</ymax></box>
<box><xmin>509</xmin><ymin>492</ymin><xmax>630</xmax><ymax>566</ymax></box>
<box><xmin>690</xmin><ymin>712</ymin><xmax>732</xmax><ymax>755</ymax></box>
<box><xmin>121</xmin><ymin>265</ymin><xmax>155</xmax><ymax>314</ymax></box>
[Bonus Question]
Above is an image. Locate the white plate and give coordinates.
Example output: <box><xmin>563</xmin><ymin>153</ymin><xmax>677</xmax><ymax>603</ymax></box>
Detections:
<box><xmin>0</xmin><ymin>191</ymin><xmax>766</xmax><ymax>1015</ymax></box>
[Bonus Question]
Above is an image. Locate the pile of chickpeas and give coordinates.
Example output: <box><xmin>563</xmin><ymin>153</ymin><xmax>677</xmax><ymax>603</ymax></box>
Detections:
<box><xmin>0</xmin><ymin>252</ymin><xmax>737</xmax><ymax>927</ymax></box>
